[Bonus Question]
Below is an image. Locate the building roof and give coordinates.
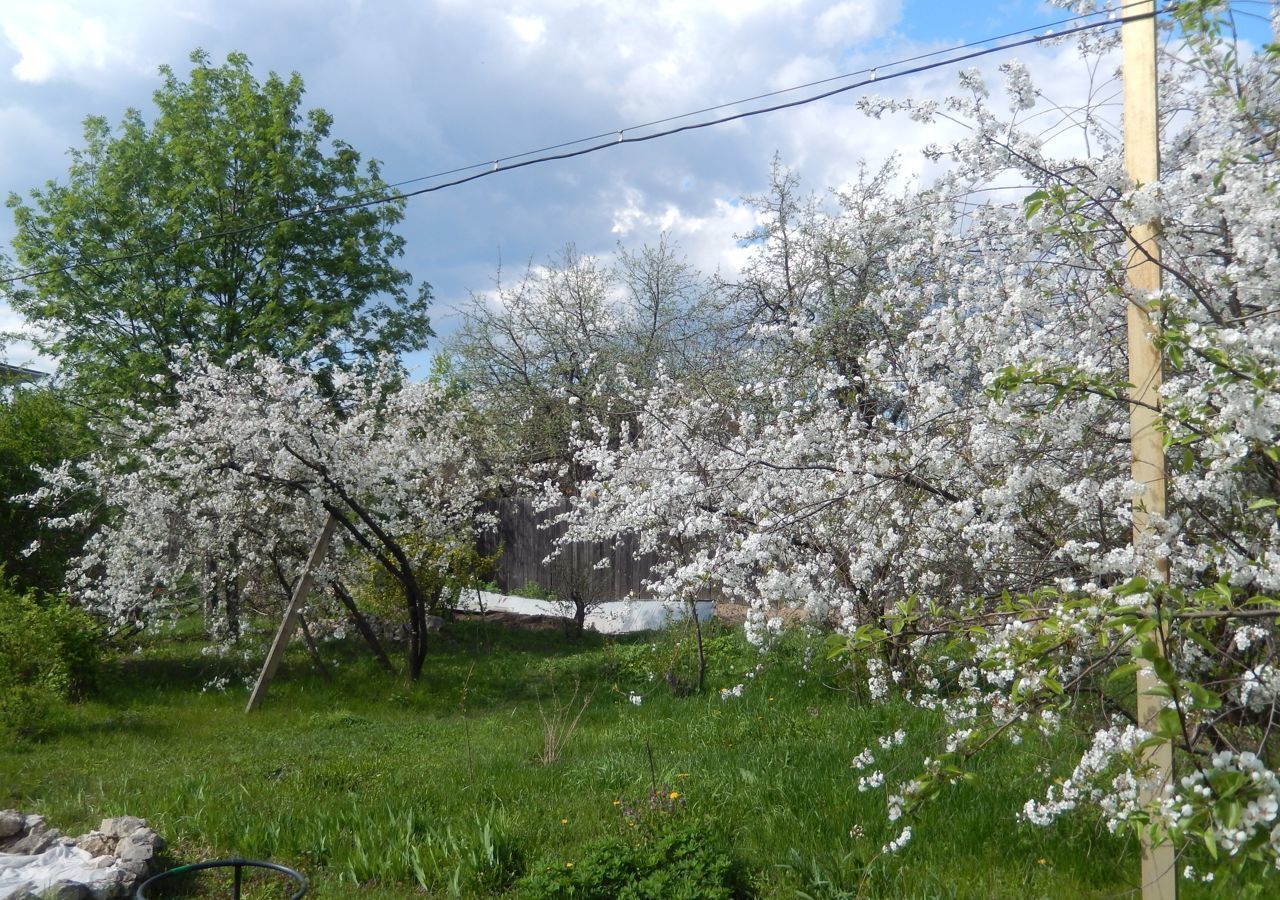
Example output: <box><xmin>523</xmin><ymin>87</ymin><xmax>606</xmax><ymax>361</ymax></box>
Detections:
<box><xmin>0</xmin><ymin>362</ymin><xmax>48</xmax><ymax>384</ymax></box>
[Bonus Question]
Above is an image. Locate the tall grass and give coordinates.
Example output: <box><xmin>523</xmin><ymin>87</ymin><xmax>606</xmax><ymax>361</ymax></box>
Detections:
<box><xmin>0</xmin><ymin>617</ymin><xmax>1253</xmax><ymax>897</ymax></box>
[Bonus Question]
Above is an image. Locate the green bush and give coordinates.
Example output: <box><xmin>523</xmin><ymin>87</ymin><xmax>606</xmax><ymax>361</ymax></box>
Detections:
<box><xmin>0</xmin><ymin>683</ymin><xmax>66</xmax><ymax>740</ymax></box>
<box><xmin>0</xmin><ymin>578</ymin><xmax>102</xmax><ymax>708</ymax></box>
<box><xmin>519</xmin><ymin>822</ymin><xmax>749</xmax><ymax>900</ymax></box>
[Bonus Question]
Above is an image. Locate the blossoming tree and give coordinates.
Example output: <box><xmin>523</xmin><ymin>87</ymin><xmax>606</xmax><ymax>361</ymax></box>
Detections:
<box><xmin>37</xmin><ymin>351</ymin><xmax>489</xmax><ymax>681</ymax></box>
<box><xmin>549</xmin><ymin>3</ymin><xmax>1280</xmax><ymax>878</ymax></box>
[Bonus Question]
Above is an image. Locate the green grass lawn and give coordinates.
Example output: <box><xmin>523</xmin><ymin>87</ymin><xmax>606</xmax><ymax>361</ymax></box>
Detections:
<box><xmin>0</xmin><ymin>615</ymin><xmax>1244</xmax><ymax>898</ymax></box>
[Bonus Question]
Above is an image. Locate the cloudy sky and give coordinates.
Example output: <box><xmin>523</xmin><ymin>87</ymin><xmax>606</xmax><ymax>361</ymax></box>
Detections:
<box><xmin>0</xmin><ymin>0</ymin><xmax>1213</xmax><ymax>372</ymax></box>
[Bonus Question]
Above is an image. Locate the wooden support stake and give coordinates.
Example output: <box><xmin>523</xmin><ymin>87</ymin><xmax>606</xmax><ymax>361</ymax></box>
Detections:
<box><xmin>246</xmin><ymin>513</ymin><xmax>339</xmax><ymax>712</ymax></box>
<box><xmin>1122</xmin><ymin>4</ymin><xmax>1177</xmax><ymax>898</ymax></box>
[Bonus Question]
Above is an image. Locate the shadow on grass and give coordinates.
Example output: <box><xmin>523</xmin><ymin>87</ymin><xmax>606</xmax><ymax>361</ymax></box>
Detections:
<box><xmin>137</xmin><ymin>857</ymin><xmax>307</xmax><ymax>900</ymax></box>
<box><xmin>229</xmin><ymin>616</ymin><xmax>643</xmax><ymax>720</ymax></box>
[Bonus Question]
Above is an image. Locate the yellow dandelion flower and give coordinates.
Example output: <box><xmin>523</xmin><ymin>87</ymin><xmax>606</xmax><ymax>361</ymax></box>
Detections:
<box><xmin>560</xmin><ymin>818</ymin><xmax>569</xmax><ymax>824</ymax></box>
<box><xmin>566</xmin><ymin>861</ymin><xmax>574</xmax><ymax>868</ymax></box>
<box><xmin>669</xmin><ymin>790</ymin><xmax>680</xmax><ymax>800</ymax></box>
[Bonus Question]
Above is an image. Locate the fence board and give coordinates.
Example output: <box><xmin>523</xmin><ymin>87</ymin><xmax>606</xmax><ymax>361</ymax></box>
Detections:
<box><xmin>477</xmin><ymin>497</ymin><xmax>658</xmax><ymax>601</ymax></box>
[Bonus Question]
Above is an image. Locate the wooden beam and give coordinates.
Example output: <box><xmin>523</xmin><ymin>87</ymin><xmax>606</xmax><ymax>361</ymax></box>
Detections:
<box><xmin>245</xmin><ymin>513</ymin><xmax>339</xmax><ymax>712</ymax></box>
<box><xmin>1122</xmin><ymin>4</ymin><xmax>1177</xmax><ymax>898</ymax></box>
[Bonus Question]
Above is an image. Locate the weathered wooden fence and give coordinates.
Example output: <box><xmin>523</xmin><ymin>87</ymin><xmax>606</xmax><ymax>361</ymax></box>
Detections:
<box><xmin>477</xmin><ymin>497</ymin><xmax>659</xmax><ymax>600</ymax></box>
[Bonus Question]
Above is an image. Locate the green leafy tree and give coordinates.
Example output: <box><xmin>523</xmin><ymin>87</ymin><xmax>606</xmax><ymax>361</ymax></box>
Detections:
<box><xmin>0</xmin><ymin>383</ymin><xmax>95</xmax><ymax>592</ymax></box>
<box><xmin>2</xmin><ymin>49</ymin><xmax>432</xmax><ymax>404</ymax></box>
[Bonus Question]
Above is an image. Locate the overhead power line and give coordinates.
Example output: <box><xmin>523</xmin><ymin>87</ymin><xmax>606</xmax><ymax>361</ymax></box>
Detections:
<box><xmin>369</xmin><ymin>0</ymin><xmax>1161</xmax><ymax>196</ymax></box>
<box><xmin>2</xmin><ymin>2</ymin><xmax>1169</xmax><ymax>286</ymax></box>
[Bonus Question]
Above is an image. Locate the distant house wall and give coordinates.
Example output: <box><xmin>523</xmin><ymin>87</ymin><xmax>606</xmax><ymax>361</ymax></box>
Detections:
<box><xmin>477</xmin><ymin>497</ymin><xmax>660</xmax><ymax>601</ymax></box>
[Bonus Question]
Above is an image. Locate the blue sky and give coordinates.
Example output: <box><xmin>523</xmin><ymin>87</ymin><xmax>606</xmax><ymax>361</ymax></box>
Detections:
<box><xmin>0</xmin><ymin>1</ymin><xmax>1265</xmax><ymax>373</ymax></box>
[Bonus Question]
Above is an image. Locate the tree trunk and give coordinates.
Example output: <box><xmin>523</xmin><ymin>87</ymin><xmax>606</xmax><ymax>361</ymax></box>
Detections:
<box><xmin>224</xmin><ymin>578</ymin><xmax>242</xmax><ymax>642</ymax></box>
<box><xmin>570</xmin><ymin>591</ymin><xmax>586</xmax><ymax>639</ymax></box>
<box><xmin>332</xmin><ymin>581</ymin><xmax>395</xmax><ymax>674</ymax></box>
<box><xmin>298</xmin><ymin>615</ymin><xmax>333</xmax><ymax>681</ymax></box>
<box><xmin>405</xmin><ymin>577</ymin><xmax>428</xmax><ymax>681</ymax></box>
<box><xmin>691</xmin><ymin>598</ymin><xmax>707</xmax><ymax>693</ymax></box>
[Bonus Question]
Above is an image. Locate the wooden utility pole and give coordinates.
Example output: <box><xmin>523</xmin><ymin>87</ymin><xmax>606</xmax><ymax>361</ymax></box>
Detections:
<box><xmin>1122</xmin><ymin>3</ymin><xmax>1177</xmax><ymax>898</ymax></box>
<box><xmin>246</xmin><ymin>513</ymin><xmax>339</xmax><ymax>712</ymax></box>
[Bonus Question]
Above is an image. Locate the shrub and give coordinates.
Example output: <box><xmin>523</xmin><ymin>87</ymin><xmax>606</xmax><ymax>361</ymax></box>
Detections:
<box><xmin>519</xmin><ymin>822</ymin><xmax>749</xmax><ymax>900</ymax></box>
<box><xmin>0</xmin><ymin>578</ymin><xmax>102</xmax><ymax>702</ymax></box>
<box><xmin>0</xmin><ymin>683</ymin><xmax>66</xmax><ymax>740</ymax></box>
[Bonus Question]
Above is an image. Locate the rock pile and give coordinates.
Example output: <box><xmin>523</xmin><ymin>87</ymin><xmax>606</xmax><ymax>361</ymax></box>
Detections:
<box><xmin>0</xmin><ymin>811</ymin><xmax>165</xmax><ymax>900</ymax></box>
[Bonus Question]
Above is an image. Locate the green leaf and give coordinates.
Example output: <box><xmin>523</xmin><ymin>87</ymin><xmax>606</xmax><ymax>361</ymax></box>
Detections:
<box><xmin>1187</xmin><ymin>683</ymin><xmax>1222</xmax><ymax>711</ymax></box>
<box><xmin>1107</xmin><ymin>662</ymin><xmax>1142</xmax><ymax>685</ymax></box>
<box><xmin>1151</xmin><ymin>656</ymin><xmax>1176</xmax><ymax>685</ymax></box>
<box><xmin>1143</xmin><ymin>683</ymin><xmax>1175</xmax><ymax>700</ymax></box>
<box><xmin>1023</xmin><ymin>190</ymin><xmax>1049</xmax><ymax>219</ymax></box>
<box><xmin>1117</xmin><ymin>577</ymin><xmax>1150</xmax><ymax>596</ymax></box>
<box><xmin>1135</xmin><ymin>637</ymin><xmax>1161</xmax><ymax>661</ymax></box>
<box><xmin>1155</xmin><ymin>708</ymin><xmax>1181</xmax><ymax>738</ymax></box>
<box><xmin>1184</xmin><ymin>629</ymin><xmax>1220</xmax><ymax>656</ymax></box>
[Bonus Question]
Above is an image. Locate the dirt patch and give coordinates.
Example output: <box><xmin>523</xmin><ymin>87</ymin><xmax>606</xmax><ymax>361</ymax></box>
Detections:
<box><xmin>450</xmin><ymin>609</ymin><xmax>569</xmax><ymax>632</ymax></box>
<box><xmin>707</xmin><ymin>602</ymin><xmax>809</xmax><ymax>629</ymax></box>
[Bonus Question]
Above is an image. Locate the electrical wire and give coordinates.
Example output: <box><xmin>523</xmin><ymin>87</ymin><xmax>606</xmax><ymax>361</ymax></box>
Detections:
<box><xmin>1</xmin><ymin>2</ymin><xmax>1170</xmax><ymax>286</ymax></box>
<box><xmin>236</xmin><ymin>0</ymin><xmax>1157</xmax><ymax>210</ymax></box>
<box><xmin>369</xmin><ymin>0</ymin><xmax>1162</xmax><ymax>195</ymax></box>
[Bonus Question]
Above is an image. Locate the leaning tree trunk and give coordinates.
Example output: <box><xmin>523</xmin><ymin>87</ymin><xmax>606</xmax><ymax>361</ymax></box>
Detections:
<box><xmin>298</xmin><ymin>615</ymin><xmax>333</xmax><ymax>681</ymax></box>
<box><xmin>318</xmin><ymin>494</ymin><xmax>430</xmax><ymax>680</ymax></box>
<box><xmin>690</xmin><ymin>598</ymin><xmax>707</xmax><ymax>693</ymax></box>
<box><xmin>331</xmin><ymin>581</ymin><xmax>396</xmax><ymax>674</ymax></box>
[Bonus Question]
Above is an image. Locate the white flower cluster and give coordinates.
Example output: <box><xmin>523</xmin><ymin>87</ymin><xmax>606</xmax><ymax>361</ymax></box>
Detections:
<box><xmin>1162</xmin><ymin>751</ymin><xmax>1280</xmax><ymax>865</ymax></box>
<box><xmin>850</xmin><ymin>748</ymin><xmax>876</xmax><ymax>770</ymax></box>
<box><xmin>1239</xmin><ymin>665</ymin><xmax>1280</xmax><ymax>714</ymax></box>
<box><xmin>857</xmin><ymin>771</ymin><xmax>885</xmax><ymax>793</ymax></box>
<box><xmin>878</xmin><ymin>729</ymin><xmax>907</xmax><ymax>750</ymax></box>
<box><xmin>881</xmin><ymin>826</ymin><xmax>912</xmax><ymax>855</ymax></box>
<box><xmin>1022</xmin><ymin>725</ymin><xmax>1150</xmax><ymax>829</ymax></box>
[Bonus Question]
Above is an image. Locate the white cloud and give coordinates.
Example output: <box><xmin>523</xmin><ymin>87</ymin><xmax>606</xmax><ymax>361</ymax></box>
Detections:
<box><xmin>4</xmin><ymin>9</ymin><xmax>112</xmax><ymax>83</ymax></box>
<box><xmin>0</xmin><ymin>1</ymin><xmax>198</xmax><ymax>83</ymax></box>
<box><xmin>768</xmin><ymin>54</ymin><xmax>838</xmax><ymax>92</ymax></box>
<box><xmin>0</xmin><ymin>305</ymin><xmax>56</xmax><ymax>373</ymax></box>
<box><xmin>606</xmin><ymin>186</ymin><xmax>760</xmax><ymax>278</ymax></box>
<box><xmin>507</xmin><ymin>14</ymin><xmax>546</xmax><ymax>45</ymax></box>
<box><xmin>814</xmin><ymin>0</ymin><xmax>903</xmax><ymax>48</ymax></box>
<box><xmin>0</xmin><ymin>104</ymin><xmax>67</xmax><ymax>175</ymax></box>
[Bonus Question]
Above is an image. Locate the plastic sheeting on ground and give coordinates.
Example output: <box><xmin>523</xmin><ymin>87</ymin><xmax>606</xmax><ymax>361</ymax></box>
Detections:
<box><xmin>0</xmin><ymin>844</ymin><xmax>115</xmax><ymax>898</ymax></box>
<box><xmin>456</xmin><ymin>591</ymin><xmax>713</xmax><ymax>634</ymax></box>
